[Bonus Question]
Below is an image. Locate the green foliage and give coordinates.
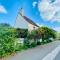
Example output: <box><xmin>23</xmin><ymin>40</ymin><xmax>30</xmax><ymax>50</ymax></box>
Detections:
<box><xmin>0</xmin><ymin>24</ymin><xmax>28</xmax><ymax>58</ymax></box>
<box><xmin>27</xmin><ymin>30</ymin><xmax>39</xmax><ymax>40</ymax></box>
<box><xmin>16</xmin><ymin>28</ymin><xmax>28</xmax><ymax>38</ymax></box>
<box><xmin>0</xmin><ymin>28</ymin><xmax>16</xmax><ymax>57</ymax></box>
<box><xmin>27</xmin><ymin>27</ymin><xmax>56</xmax><ymax>43</ymax></box>
<box><xmin>14</xmin><ymin>43</ymin><xmax>22</xmax><ymax>52</ymax></box>
<box><xmin>0</xmin><ymin>23</ymin><xmax>56</xmax><ymax>58</ymax></box>
<box><xmin>37</xmin><ymin>27</ymin><xmax>56</xmax><ymax>42</ymax></box>
<box><xmin>56</xmin><ymin>32</ymin><xmax>60</xmax><ymax>40</ymax></box>
<box><xmin>0</xmin><ymin>24</ymin><xmax>21</xmax><ymax>58</ymax></box>
<box><xmin>24</xmin><ymin>38</ymin><xmax>30</xmax><ymax>48</ymax></box>
<box><xmin>31</xmin><ymin>42</ymin><xmax>37</xmax><ymax>47</ymax></box>
<box><xmin>0</xmin><ymin>23</ymin><xmax>10</xmax><ymax>27</ymax></box>
<box><xmin>37</xmin><ymin>41</ymin><xmax>41</xmax><ymax>45</ymax></box>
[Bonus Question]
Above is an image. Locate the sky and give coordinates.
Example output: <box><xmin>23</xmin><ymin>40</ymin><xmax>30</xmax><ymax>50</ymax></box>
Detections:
<box><xmin>0</xmin><ymin>0</ymin><xmax>60</xmax><ymax>32</ymax></box>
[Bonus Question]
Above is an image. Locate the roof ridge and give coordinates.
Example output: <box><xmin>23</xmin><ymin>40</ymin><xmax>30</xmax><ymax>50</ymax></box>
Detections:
<box><xmin>23</xmin><ymin>16</ymin><xmax>39</xmax><ymax>27</ymax></box>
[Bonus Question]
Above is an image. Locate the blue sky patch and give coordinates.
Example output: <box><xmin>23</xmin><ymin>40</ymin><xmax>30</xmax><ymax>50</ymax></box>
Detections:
<box><xmin>0</xmin><ymin>0</ymin><xmax>60</xmax><ymax>32</ymax></box>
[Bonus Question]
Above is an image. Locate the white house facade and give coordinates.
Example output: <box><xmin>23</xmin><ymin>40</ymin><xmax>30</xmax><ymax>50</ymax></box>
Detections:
<box><xmin>14</xmin><ymin>8</ymin><xmax>39</xmax><ymax>32</ymax></box>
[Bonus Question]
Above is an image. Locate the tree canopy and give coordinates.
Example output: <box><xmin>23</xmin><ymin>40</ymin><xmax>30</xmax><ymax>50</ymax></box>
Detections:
<box><xmin>27</xmin><ymin>27</ymin><xmax>56</xmax><ymax>42</ymax></box>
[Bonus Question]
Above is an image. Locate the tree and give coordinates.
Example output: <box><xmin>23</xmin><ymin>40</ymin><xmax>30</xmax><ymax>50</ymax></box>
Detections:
<box><xmin>27</xmin><ymin>30</ymin><xmax>38</xmax><ymax>39</ymax></box>
<box><xmin>27</xmin><ymin>26</ymin><xmax>56</xmax><ymax>43</ymax></box>
<box><xmin>37</xmin><ymin>27</ymin><xmax>56</xmax><ymax>42</ymax></box>
<box><xmin>0</xmin><ymin>23</ymin><xmax>10</xmax><ymax>27</ymax></box>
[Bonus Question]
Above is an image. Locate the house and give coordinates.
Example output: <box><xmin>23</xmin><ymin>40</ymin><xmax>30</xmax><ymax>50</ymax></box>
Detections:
<box><xmin>14</xmin><ymin>8</ymin><xmax>39</xmax><ymax>32</ymax></box>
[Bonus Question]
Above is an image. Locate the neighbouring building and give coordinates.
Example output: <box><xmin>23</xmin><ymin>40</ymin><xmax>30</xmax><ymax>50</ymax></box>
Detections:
<box><xmin>14</xmin><ymin>8</ymin><xmax>39</xmax><ymax>32</ymax></box>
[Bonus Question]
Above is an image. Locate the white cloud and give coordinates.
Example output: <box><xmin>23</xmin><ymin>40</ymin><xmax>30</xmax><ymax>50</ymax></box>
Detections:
<box><xmin>38</xmin><ymin>0</ymin><xmax>60</xmax><ymax>22</ymax></box>
<box><xmin>37</xmin><ymin>23</ymin><xmax>44</xmax><ymax>27</ymax></box>
<box><xmin>0</xmin><ymin>5</ymin><xmax>7</xmax><ymax>14</ymax></box>
<box><xmin>53</xmin><ymin>27</ymin><xmax>60</xmax><ymax>32</ymax></box>
<box><xmin>33</xmin><ymin>1</ymin><xmax>37</xmax><ymax>7</ymax></box>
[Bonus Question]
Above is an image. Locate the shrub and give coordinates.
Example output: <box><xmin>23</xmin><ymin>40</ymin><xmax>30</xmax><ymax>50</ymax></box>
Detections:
<box><xmin>37</xmin><ymin>41</ymin><xmax>41</xmax><ymax>45</ymax></box>
<box><xmin>37</xmin><ymin>27</ymin><xmax>56</xmax><ymax>42</ymax></box>
<box><xmin>16</xmin><ymin>28</ymin><xmax>28</xmax><ymax>38</ymax></box>
<box><xmin>0</xmin><ymin>24</ymin><xmax>19</xmax><ymax>58</ymax></box>
<box><xmin>24</xmin><ymin>38</ymin><xmax>30</xmax><ymax>48</ymax></box>
<box><xmin>0</xmin><ymin>28</ymin><xmax>17</xmax><ymax>57</ymax></box>
<box><xmin>31</xmin><ymin>42</ymin><xmax>37</xmax><ymax>47</ymax></box>
<box><xmin>14</xmin><ymin>43</ymin><xmax>22</xmax><ymax>52</ymax></box>
<box><xmin>46</xmin><ymin>39</ymin><xmax>52</xmax><ymax>43</ymax></box>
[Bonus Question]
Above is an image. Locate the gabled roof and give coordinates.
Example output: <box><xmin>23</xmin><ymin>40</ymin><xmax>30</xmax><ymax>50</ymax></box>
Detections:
<box><xmin>23</xmin><ymin>16</ymin><xmax>39</xmax><ymax>27</ymax></box>
<box><xmin>18</xmin><ymin>8</ymin><xmax>39</xmax><ymax>27</ymax></box>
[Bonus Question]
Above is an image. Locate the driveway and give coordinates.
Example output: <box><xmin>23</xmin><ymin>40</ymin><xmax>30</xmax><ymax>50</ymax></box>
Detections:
<box><xmin>2</xmin><ymin>41</ymin><xmax>60</xmax><ymax>60</ymax></box>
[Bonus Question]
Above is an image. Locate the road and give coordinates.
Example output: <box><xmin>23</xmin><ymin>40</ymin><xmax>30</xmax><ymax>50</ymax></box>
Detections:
<box><xmin>54</xmin><ymin>51</ymin><xmax>60</xmax><ymax>60</ymax></box>
<box><xmin>2</xmin><ymin>41</ymin><xmax>60</xmax><ymax>60</ymax></box>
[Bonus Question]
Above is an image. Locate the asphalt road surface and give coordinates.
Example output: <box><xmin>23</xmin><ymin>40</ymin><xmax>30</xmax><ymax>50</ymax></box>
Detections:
<box><xmin>54</xmin><ymin>51</ymin><xmax>60</xmax><ymax>60</ymax></box>
<box><xmin>2</xmin><ymin>41</ymin><xmax>60</xmax><ymax>60</ymax></box>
